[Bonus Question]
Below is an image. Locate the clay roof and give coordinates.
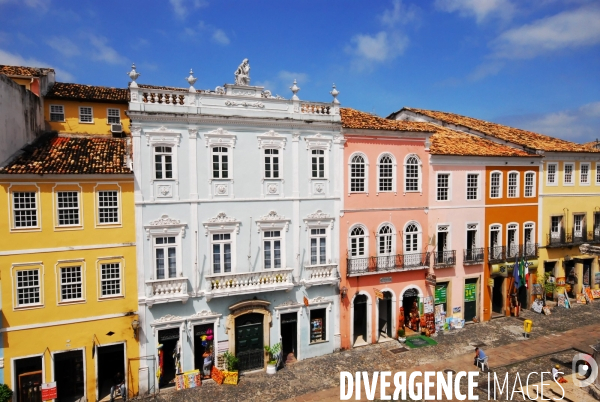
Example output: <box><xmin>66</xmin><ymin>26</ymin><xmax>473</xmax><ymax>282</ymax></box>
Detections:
<box><xmin>340</xmin><ymin>108</ymin><xmax>434</xmax><ymax>132</ymax></box>
<box><xmin>583</xmin><ymin>140</ymin><xmax>600</xmax><ymax>151</ymax></box>
<box><xmin>0</xmin><ymin>65</ymin><xmax>54</xmax><ymax>77</ymax></box>
<box><xmin>45</xmin><ymin>82</ymin><xmax>129</xmax><ymax>103</ymax></box>
<box><xmin>430</xmin><ymin>126</ymin><xmax>535</xmax><ymax>157</ymax></box>
<box><xmin>395</xmin><ymin>107</ymin><xmax>596</xmax><ymax>153</ymax></box>
<box><xmin>0</xmin><ymin>134</ymin><xmax>132</xmax><ymax>175</ymax></box>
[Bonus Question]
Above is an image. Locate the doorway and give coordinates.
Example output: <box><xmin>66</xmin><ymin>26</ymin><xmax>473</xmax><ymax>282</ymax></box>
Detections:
<box><xmin>193</xmin><ymin>324</ymin><xmax>215</xmax><ymax>374</ymax></box>
<box><xmin>492</xmin><ymin>276</ymin><xmax>504</xmax><ymax>314</ymax></box>
<box><xmin>565</xmin><ymin>261</ymin><xmax>577</xmax><ymax>298</ymax></box>
<box><xmin>97</xmin><ymin>344</ymin><xmax>125</xmax><ymax>401</ymax></box>
<box><xmin>157</xmin><ymin>328</ymin><xmax>180</xmax><ymax>388</ymax></box>
<box><xmin>280</xmin><ymin>313</ymin><xmax>297</xmax><ymax>363</ymax></box>
<box><xmin>378</xmin><ymin>292</ymin><xmax>393</xmax><ymax>340</ymax></box>
<box><xmin>464</xmin><ymin>278</ymin><xmax>478</xmax><ymax>322</ymax></box>
<box><xmin>54</xmin><ymin>350</ymin><xmax>85</xmax><ymax>402</ymax></box>
<box><xmin>235</xmin><ymin>313</ymin><xmax>264</xmax><ymax>371</ymax></box>
<box><xmin>401</xmin><ymin>288</ymin><xmax>419</xmax><ymax>332</ymax></box>
<box><xmin>353</xmin><ymin>294</ymin><xmax>368</xmax><ymax>347</ymax></box>
<box><xmin>15</xmin><ymin>356</ymin><xmax>42</xmax><ymax>402</ymax></box>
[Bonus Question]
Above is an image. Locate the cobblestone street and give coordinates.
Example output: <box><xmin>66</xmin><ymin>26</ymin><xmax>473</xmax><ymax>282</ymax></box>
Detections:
<box><xmin>141</xmin><ymin>301</ymin><xmax>600</xmax><ymax>402</ymax></box>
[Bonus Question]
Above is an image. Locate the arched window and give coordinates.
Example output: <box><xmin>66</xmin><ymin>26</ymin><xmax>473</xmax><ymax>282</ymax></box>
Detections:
<box><xmin>405</xmin><ymin>155</ymin><xmax>420</xmax><ymax>192</ymax></box>
<box><xmin>378</xmin><ymin>154</ymin><xmax>394</xmax><ymax>192</ymax></box>
<box><xmin>350</xmin><ymin>154</ymin><xmax>366</xmax><ymax>193</ymax></box>
<box><xmin>350</xmin><ymin>226</ymin><xmax>367</xmax><ymax>258</ymax></box>
<box><xmin>378</xmin><ymin>225</ymin><xmax>394</xmax><ymax>256</ymax></box>
<box><xmin>404</xmin><ymin>223</ymin><xmax>420</xmax><ymax>254</ymax></box>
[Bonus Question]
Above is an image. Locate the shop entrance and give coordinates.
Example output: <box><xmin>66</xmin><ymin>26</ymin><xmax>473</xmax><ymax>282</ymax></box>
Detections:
<box><xmin>193</xmin><ymin>324</ymin><xmax>215</xmax><ymax>376</ymax></box>
<box><xmin>235</xmin><ymin>313</ymin><xmax>264</xmax><ymax>371</ymax></box>
<box><xmin>353</xmin><ymin>294</ymin><xmax>368</xmax><ymax>347</ymax></box>
<box><xmin>157</xmin><ymin>328</ymin><xmax>180</xmax><ymax>388</ymax></box>
<box><xmin>97</xmin><ymin>344</ymin><xmax>125</xmax><ymax>401</ymax></box>
<box><xmin>280</xmin><ymin>312</ymin><xmax>297</xmax><ymax>363</ymax></box>
<box><xmin>565</xmin><ymin>261</ymin><xmax>577</xmax><ymax>298</ymax></box>
<box><xmin>378</xmin><ymin>292</ymin><xmax>393</xmax><ymax>340</ymax></box>
<box><xmin>54</xmin><ymin>350</ymin><xmax>84</xmax><ymax>402</ymax></box>
<box><xmin>15</xmin><ymin>356</ymin><xmax>42</xmax><ymax>402</ymax></box>
<box><xmin>582</xmin><ymin>259</ymin><xmax>593</xmax><ymax>288</ymax></box>
<box><xmin>464</xmin><ymin>278</ymin><xmax>478</xmax><ymax>322</ymax></box>
<box><xmin>401</xmin><ymin>288</ymin><xmax>419</xmax><ymax>332</ymax></box>
<box><xmin>492</xmin><ymin>276</ymin><xmax>504</xmax><ymax>314</ymax></box>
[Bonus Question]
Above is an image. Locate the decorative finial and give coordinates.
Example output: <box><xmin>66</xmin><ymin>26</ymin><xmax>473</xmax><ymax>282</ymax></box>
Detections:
<box><xmin>127</xmin><ymin>63</ymin><xmax>140</xmax><ymax>88</ymax></box>
<box><xmin>290</xmin><ymin>79</ymin><xmax>300</xmax><ymax>101</ymax></box>
<box><xmin>186</xmin><ymin>69</ymin><xmax>197</xmax><ymax>92</ymax></box>
<box><xmin>330</xmin><ymin>83</ymin><xmax>339</xmax><ymax>104</ymax></box>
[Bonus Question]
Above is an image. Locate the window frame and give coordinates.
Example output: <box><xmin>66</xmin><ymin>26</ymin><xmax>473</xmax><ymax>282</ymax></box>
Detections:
<box><xmin>546</xmin><ymin>163</ymin><xmax>558</xmax><ymax>186</ymax></box>
<box><xmin>57</xmin><ymin>262</ymin><xmax>85</xmax><ymax>304</ymax></box>
<box><xmin>507</xmin><ymin>171</ymin><xmax>520</xmax><ymax>198</ymax></box>
<box><xmin>309</xmin><ymin>307</ymin><xmax>328</xmax><ymax>344</ymax></box>
<box><xmin>154</xmin><ymin>146</ymin><xmax>174</xmax><ymax>180</ymax></box>
<box><xmin>550</xmin><ymin>215</ymin><xmax>563</xmax><ymax>240</ymax></box>
<box><xmin>596</xmin><ymin>162</ymin><xmax>600</xmax><ymax>186</ymax></box>
<box><xmin>573</xmin><ymin>213</ymin><xmax>585</xmax><ymax>238</ymax></box>
<box><xmin>95</xmin><ymin>187</ymin><xmax>121</xmax><ymax>227</ymax></box>
<box><xmin>580</xmin><ymin>162</ymin><xmax>591</xmax><ymax>186</ymax></box>
<box><xmin>523</xmin><ymin>222</ymin><xmax>535</xmax><ymax>245</ymax></box>
<box><xmin>49</xmin><ymin>104</ymin><xmax>65</xmax><ymax>122</ymax></box>
<box><xmin>78</xmin><ymin>106</ymin><xmax>94</xmax><ymax>124</ymax></box>
<box><xmin>403</xmin><ymin>221</ymin><xmax>422</xmax><ymax>254</ymax></box>
<box><xmin>107</xmin><ymin>108</ymin><xmax>121</xmax><ymax>125</ymax></box>
<box><xmin>262</xmin><ymin>230</ymin><xmax>283</xmax><ymax>269</ymax></box>
<box><xmin>489</xmin><ymin>171</ymin><xmax>503</xmax><ymax>199</ymax></box>
<box><xmin>376</xmin><ymin>153</ymin><xmax>396</xmax><ymax>194</ymax></box>
<box><xmin>310</xmin><ymin>149</ymin><xmax>327</xmax><ymax>179</ymax></box>
<box><xmin>524</xmin><ymin>171</ymin><xmax>536</xmax><ymax>198</ymax></box>
<box><xmin>154</xmin><ymin>235</ymin><xmax>178</xmax><ymax>279</ymax></box>
<box><xmin>145</xmin><ymin>215</ymin><xmax>187</xmax><ymax>280</ymax></box>
<box><xmin>304</xmin><ymin>211</ymin><xmax>334</xmax><ymax>266</ymax></box>
<box><xmin>489</xmin><ymin>223</ymin><xmax>503</xmax><ymax>250</ymax></box>
<box><xmin>377</xmin><ymin>223</ymin><xmax>396</xmax><ymax>257</ymax></box>
<box><xmin>98</xmin><ymin>259</ymin><xmax>124</xmax><ymax>299</ymax></box>
<box><xmin>307</xmin><ymin>298</ymin><xmax>332</xmax><ymax>344</ymax></box>
<box><xmin>563</xmin><ymin>162</ymin><xmax>574</xmax><ymax>186</ymax></box>
<box><xmin>263</xmin><ymin>148</ymin><xmax>281</xmax><ymax>180</ymax></box>
<box><xmin>211</xmin><ymin>145</ymin><xmax>231</xmax><ymax>180</ymax></box>
<box><xmin>203</xmin><ymin>212</ymin><xmax>240</xmax><ymax>274</ymax></box>
<box><xmin>11</xmin><ymin>189</ymin><xmax>40</xmax><ymax>230</ymax></box>
<box><xmin>348</xmin><ymin>153</ymin><xmax>368</xmax><ymax>194</ymax></box>
<box><xmin>12</xmin><ymin>263</ymin><xmax>44</xmax><ymax>309</ymax></box>
<box><xmin>348</xmin><ymin>224</ymin><xmax>369</xmax><ymax>259</ymax></box>
<box><xmin>466</xmin><ymin>172</ymin><xmax>479</xmax><ymax>201</ymax></box>
<box><xmin>506</xmin><ymin>223</ymin><xmax>519</xmax><ymax>257</ymax></box>
<box><xmin>404</xmin><ymin>154</ymin><xmax>421</xmax><ymax>194</ymax></box>
<box><xmin>436</xmin><ymin>172</ymin><xmax>451</xmax><ymax>201</ymax></box>
<box><xmin>55</xmin><ymin>189</ymin><xmax>81</xmax><ymax>228</ymax></box>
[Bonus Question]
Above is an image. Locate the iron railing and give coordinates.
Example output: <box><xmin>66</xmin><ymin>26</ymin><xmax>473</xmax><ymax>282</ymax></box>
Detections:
<box><xmin>592</xmin><ymin>230</ymin><xmax>600</xmax><ymax>243</ymax></box>
<box><xmin>346</xmin><ymin>252</ymin><xmax>430</xmax><ymax>276</ymax></box>
<box><xmin>464</xmin><ymin>247</ymin><xmax>485</xmax><ymax>264</ymax></box>
<box><xmin>522</xmin><ymin>243</ymin><xmax>539</xmax><ymax>258</ymax></box>
<box><xmin>433</xmin><ymin>250</ymin><xmax>456</xmax><ymax>268</ymax></box>
<box><xmin>487</xmin><ymin>246</ymin><xmax>505</xmax><ymax>263</ymax></box>
<box><xmin>237</xmin><ymin>349</ymin><xmax>264</xmax><ymax>372</ymax></box>
<box><xmin>506</xmin><ymin>243</ymin><xmax>520</xmax><ymax>259</ymax></box>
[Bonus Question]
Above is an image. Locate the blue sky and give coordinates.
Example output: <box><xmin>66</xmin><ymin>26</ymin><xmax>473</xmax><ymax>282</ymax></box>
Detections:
<box><xmin>1</xmin><ymin>0</ymin><xmax>599</xmax><ymax>143</ymax></box>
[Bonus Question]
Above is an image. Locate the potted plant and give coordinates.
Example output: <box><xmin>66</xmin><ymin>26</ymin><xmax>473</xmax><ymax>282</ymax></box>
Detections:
<box><xmin>264</xmin><ymin>342</ymin><xmax>281</xmax><ymax>374</ymax></box>
<box><xmin>397</xmin><ymin>328</ymin><xmax>406</xmax><ymax>343</ymax></box>
<box><xmin>539</xmin><ymin>272</ymin><xmax>556</xmax><ymax>302</ymax></box>
<box><xmin>222</xmin><ymin>351</ymin><xmax>239</xmax><ymax>385</ymax></box>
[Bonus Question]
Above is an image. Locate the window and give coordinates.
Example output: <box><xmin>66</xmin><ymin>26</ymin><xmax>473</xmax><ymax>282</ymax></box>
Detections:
<box><xmin>264</xmin><ymin>149</ymin><xmax>280</xmax><ymax>179</ymax></box>
<box><xmin>524</xmin><ymin>223</ymin><xmax>534</xmax><ymax>246</ymax></box>
<box><xmin>212</xmin><ymin>146</ymin><xmax>229</xmax><ymax>179</ymax></box>
<box><xmin>311</xmin><ymin>149</ymin><xmax>325</xmax><ymax>178</ymax></box>
<box><xmin>263</xmin><ymin>230</ymin><xmax>281</xmax><ymax>269</ymax></box>
<box><xmin>524</xmin><ymin>172</ymin><xmax>535</xmax><ymax>197</ymax></box>
<box><xmin>13</xmin><ymin>192</ymin><xmax>38</xmax><ymax>228</ymax></box>
<box><xmin>378</xmin><ymin>225</ymin><xmax>393</xmax><ymax>256</ymax></box>
<box><xmin>79</xmin><ymin>106</ymin><xmax>93</xmax><ymax>123</ymax></box>
<box><xmin>155</xmin><ymin>236</ymin><xmax>177</xmax><ymax>279</ymax></box>
<box><xmin>107</xmin><ymin>108</ymin><xmax>121</xmax><ymax>124</ymax></box>
<box><xmin>404</xmin><ymin>223</ymin><xmax>420</xmax><ymax>253</ymax></box>
<box><xmin>212</xmin><ymin>233</ymin><xmax>232</xmax><ymax>273</ymax></box>
<box><xmin>580</xmin><ymin>163</ymin><xmax>590</xmax><ymax>184</ymax></box>
<box><xmin>564</xmin><ymin>163</ymin><xmax>574</xmax><ymax>184</ymax></box>
<box><xmin>57</xmin><ymin>191</ymin><xmax>80</xmax><ymax>226</ymax></box>
<box><xmin>309</xmin><ymin>308</ymin><xmax>326</xmax><ymax>343</ymax></box>
<box><xmin>378</xmin><ymin>155</ymin><xmax>394</xmax><ymax>192</ymax></box>
<box><xmin>60</xmin><ymin>266</ymin><xmax>83</xmax><ymax>301</ymax></box>
<box><xmin>154</xmin><ymin>146</ymin><xmax>173</xmax><ymax>180</ymax></box>
<box><xmin>508</xmin><ymin>172</ymin><xmax>519</xmax><ymax>198</ymax></box>
<box><xmin>98</xmin><ymin>190</ymin><xmax>119</xmax><ymax>224</ymax></box>
<box><xmin>466</xmin><ymin>174</ymin><xmax>478</xmax><ymax>200</ymax></box>
<box><xmin>490</xmin><ymin>172</ymin><xmax>501</xmax><ymax>198</ymax></box>
<box><xmin>50</xmin><ymin>105</ymin><xmax>64</xmax><ymax>122</ymax></box>
<box><xmin>547</xmin><ymin>163</ymin><xmax>557</xmax><ymax>185</ymax></box>
<box><xmin>507</xmin><ymin>223</ymin><xmax>518</xmax><ymax>257</ymax></box>
<box><xmin>349</xmin><ymin>226</ymin><xmax>366</xmax><ymax>258</ymax></box>
<box><xmin>16</xmin><ymin>269</ymin><xmax>40</xmax><ymax>306</ymax></box>
<box><xmin>489</xmin><ymin>224</ymin><xmax>502</xmax><ymax>259</ymax></box>
<box><xmin>596</xmin><ymin>163</ymin><xmax>600</xmax><ymax>185</ymax></box>
<box><xmin>573</xmin><ymin>214</ymin><xmax>585</xmax><ymax>238</ymax></box>
<box><xmin>436</xmin><ymin>173</ymin><xmax>450</xmax><ymax>201</ymax></box>
<box><xmin>100</xmin><ymin>263</ymin><xmax>121</xmax><ymax>296</ymax></box>
<box><xmin>551</xmin><ymin>216</ymin><xmax>562</xmax><ymax>240</ymax></box>
<box><xmin>405</xmin><ymin>155</ymin><xmax>420</xmax><ymax>192</ymax></box>
<box><xmin>310</xmin><ymin>228</ymin><xmax>326</xmax><ymax>265</ymax></box>
<box><xmin>350</xmin><ymin>154</ymin><xmax>366</xmax><ymax>192</ymax></box>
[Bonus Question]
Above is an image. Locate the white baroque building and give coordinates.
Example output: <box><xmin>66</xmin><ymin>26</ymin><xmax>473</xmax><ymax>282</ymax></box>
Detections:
<box><xmin>127</xmin><ymin>64</ymin><xmax>343</xmax><ymax>392</ymax></box>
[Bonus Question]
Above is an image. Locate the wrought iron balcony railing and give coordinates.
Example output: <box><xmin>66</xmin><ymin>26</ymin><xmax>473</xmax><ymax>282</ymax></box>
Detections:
<box><xmin>487</xmin><ymin>246</ymin><xmax>505</xmax><ymax>263</ymax></box>
<box><xmin>464</xmin><ymin>247</ymin><xmax>485</xmax><ymax>264</ymax></box>
<box><xmin>522</xmin><ymin>243</ymin><xmax>539</xmax><ymax>258</ymax></box>
<box><xmin>346</xmin><ymin>252</ymin><xmax>430</xmax><ymax>276</ymax></box>
<box><xmin>433</xmin><ymin>250</ymin><xmax>456</xmax><ymax>268</ymax></box>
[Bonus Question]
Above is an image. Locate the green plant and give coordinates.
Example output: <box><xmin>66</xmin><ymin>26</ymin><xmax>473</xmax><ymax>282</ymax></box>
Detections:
<box><xmin>264</xmin><ymin>342</ymin><xmax>281</xmax><ymax>365</ymax></box>
<box><xmin>223</xmin><ymin>351</ymin><xmax>239</xmax><ymax>372</ymax></box>
<box><xmin>0</xmin><ymin>384</ymin><xmax>13</xmax><ymax>402</ymax></box>
<box><xmin>397</xmin><ymin>328</ymin><xmax>405</xmax><ymax>337</ymax></box>
<box><xmin>538</xmin><ymin>272</ymin><xmax>556</xmax><ymax>300</ymax></box>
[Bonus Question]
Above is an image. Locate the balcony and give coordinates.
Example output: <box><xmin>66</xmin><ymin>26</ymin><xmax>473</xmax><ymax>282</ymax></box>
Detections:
<box><xmin>433</xmin><ymin>250</ymin><xmax>456</xmax><ymax>268</ymax></box>
<box><xmin>346</xmin><ymin>252</ymin><xmax>430</xmax><ymax>277</ymax></box>
<box><xmin>145</xmin><ymin>277</ymin><xmax>189</xmax><ymax>307</ymax></box>
<box><xmin>487</xmin><ymin>246</ymin><xmax>505</xmax><ymax>263</ymax></box>
<box><xmin>301</xmin><ymin>264</ymin><xmax>339</xmax><ymax>288</ymax></box>
<box><xmin>522</xmin><ymin>243</ymin><xmax>539</xmax><ymax>258</ymax></box>
<box><xmin>463</xmin><ymin>248</ymin><xmax>484</xmax><ymax>265</ymax></box>
<box><xmin>204</xmin><ymin>268</ymin><xmax>294</xmax><ymax>300</ymax></box>
<box><xmin>591</xmin><ymin>230</ymin><xmax>600</xmax><ymax>244</ymax></box>
<box><xmin>546</xmin><ymin>230</ymin><xmax>591</xmax><ymax>247</ymax></box>
<box><xmin>506</xmin><ymin>244</ymin><xmax>521</xmax><ymax>259</ymax></box>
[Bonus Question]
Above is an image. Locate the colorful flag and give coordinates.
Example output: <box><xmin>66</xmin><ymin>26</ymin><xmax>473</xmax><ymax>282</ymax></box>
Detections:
<box><xmin>513</xmin><ymin>256</ymin><xmax>520</xmax><ymax>288</ymax></box>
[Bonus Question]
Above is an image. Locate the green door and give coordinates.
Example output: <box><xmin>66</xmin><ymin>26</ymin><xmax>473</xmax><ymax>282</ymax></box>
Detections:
<box><xmin>464</xmin><ymin>279</ymin><xmax>478</xmax><ymax>322</ymax></box>
<box><xmin>235</xmin><ymin>313</ymin><xmax>264</xmax><ymax>371</ymax></box>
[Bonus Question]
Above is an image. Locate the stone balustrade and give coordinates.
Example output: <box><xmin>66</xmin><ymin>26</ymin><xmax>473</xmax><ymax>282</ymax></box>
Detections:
<box><xmin>301</xmin><ymin>264</ymin><xmax>339</xmax><ymax>288</ymax></box>
<box><xmin>145</xmin><ymin>277</ymin><xmax>189</xmax><ymax>307</ymax></box>
<box><xmin>142</xmin><ymin>91</ymin><xmax>186</xmax><ymax>105</ymax></box>
<box><xmin>300</xmin><ymin>103</ymin><xmax>331</xmax><ymax>115</ymax></box>
<box><xmin>204</xmin><ymin>268</ymin><xmax>295</xmax><ymax>300</ymax></box>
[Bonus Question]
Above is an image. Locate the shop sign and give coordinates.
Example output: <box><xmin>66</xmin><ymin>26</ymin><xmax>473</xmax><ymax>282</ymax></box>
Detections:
<box><xmin>464</xmin><ymin>283</ymin><xmax>477</xmax><ymax>302</ymax></box>
<box><xmin>374</xmin><ymin>289</ymin><xmax>384</xmax><ymax>299</ymax></box>
<box><xmin>491</xmin><ymin>261</ymin><xmax>539</xmax><ymax>277</ymax></box>
<box><xmin>434</xmin><ymin>285</ymin><xmax>447</xmax><ymax>304</ymax></box>
<box><xmin>425</xmin><ymin>273</ymin><xmax>436</xmax><ymax>287</ymax></box>
<box><xmin>556</xmin><ymin>277</ymin><xmax>566</xmax><ymax>286</ymax></box>
<box><xmin>42</xmin><ymin>382</ymin><xmax>57</xmax><ymax>401</ymax></box>
<box><xmin>423</xmin><ymin>296</ymin><xmax>434</xmax><ymax>314</ymax></box>
<box><xmin>380</xmin><ymin>277</ymin><xmax>392</xmax><ymax>284</ymax></box>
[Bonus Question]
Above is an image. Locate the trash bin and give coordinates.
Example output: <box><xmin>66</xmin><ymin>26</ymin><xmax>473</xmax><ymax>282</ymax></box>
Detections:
<box><xmin>523</xmin><ymin>319</ymin><xmax>532</xmax><ymax>338</ymax></box>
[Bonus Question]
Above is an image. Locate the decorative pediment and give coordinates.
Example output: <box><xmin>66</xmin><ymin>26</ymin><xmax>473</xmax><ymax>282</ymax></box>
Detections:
<box><xmin>187</xmin><ymin>310</ymin><xmax>222</xmax><ymax>328</ymax></box>
<box><xmin>257</xmin><ymin>130</ymin><xmax>287</xmax><ymax>150</ymax></box>
<box><xmin>149</xmin><ymin>215</ymin><xmax>181</xmax><ymax>226</ymax></box>
<box><xmin>145</xmin><ymin>215</ymin><xmax>186</xmax><ymax>239</ymax></box>
<box><xmin>256</xmin><ymin>210</ymin><xmax>290</xmax><ymax>232</ymax></box>
<box><xmin>203</xmin><ymin>212</ymin><xmax>241</xmax><ymax>235</ymax></box>
<box><xmin>304</xmin><ymin>133</ymin><xmax>332</xmax><ymax>150</ymax></box>
<box><xmin>309</xmin><ymin>296</ymin><xmax>333</xmax><ymax>310</ymax></box>
<box><xmin>204</xmin><ymin>128</ymin><xmax>236</xmax><ymax>148</ymax></box>
<box><xmin>304</xmin><ymin>210</ymin><xmax>334</xmax><ymax>230</ymax></box>
<box><xmin>152</xmin><ymin>314</ymin><xmax>185</xmax><ymax>325</ymax></box>
<box><xmin>189</xmin><ymin>309</ymin><xmax>219</xmax><ymax>318</ymax></box>
<box><xmin>144</xmin><ymin>127</ymin><xmax>181</xmax><ymax>146</ymax></box>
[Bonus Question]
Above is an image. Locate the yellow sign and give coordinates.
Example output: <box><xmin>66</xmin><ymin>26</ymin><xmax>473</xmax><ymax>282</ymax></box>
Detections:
<box><xmin>374</xmin><ymin>289</ymin><xmax>384</xmax><ymax>299</ymax></box>
<box><xmin>488</xmin><ymin>279</ymin><xmax>494</xmax><ymax>287</ymax></box>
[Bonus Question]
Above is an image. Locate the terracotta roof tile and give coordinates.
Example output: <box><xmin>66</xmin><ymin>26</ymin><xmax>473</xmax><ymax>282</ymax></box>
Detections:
<box><xmin>45</xmin><ymin>82</ymin><xmax>129</xmax><ymax>103</ymax></box>
<box><xmin>398</xmin><ymin>107</ymin><xmax>596</xmax><ymax>153</ymax></box>
<box><xmin>430</xmin><ymin>126</ymin><xmax>536</xmax><ymax>157</ymax></box>
<box><xmin>341</xmin><ymin>108</ymin><xmax>434</xmax><ymax>132</ymax></box>
<box><xmin>0</xmin><ymin>65</ymin><xmax>54</xmax><ymax>77</ymax></box>
<box><xmin>0</xmin><ymin>134</ymin><xmax>132</xmax><ymax>175</ymax></box>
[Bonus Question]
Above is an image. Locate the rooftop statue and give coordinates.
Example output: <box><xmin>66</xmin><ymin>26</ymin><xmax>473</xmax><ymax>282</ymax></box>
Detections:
<box><xmin>234</xmin><ymin>58</ymin><xmax>250</xmax><ymax>86</ymax></box>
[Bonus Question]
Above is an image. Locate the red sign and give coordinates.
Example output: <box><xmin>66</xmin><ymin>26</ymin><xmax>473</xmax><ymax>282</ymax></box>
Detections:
<box><xmin>42</xmin><ymin>382</ymin><xmax>57</xmax><ymax>401</ymax></box>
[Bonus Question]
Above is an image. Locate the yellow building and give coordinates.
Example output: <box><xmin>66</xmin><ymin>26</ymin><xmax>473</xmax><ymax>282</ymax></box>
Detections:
<box><xmin>0</xmin><ymin>65</ymin><xmax>55</xmax><ymax>97</ymax></box>
<box><xmin>0</xmin><ymin>133</ymin><xmax>139</xmax><ymax>402</ymax></box>
<box><xmin>44</xmin><ymin>82</ymin><xmax>129</xmax><ymax>136</ymax></box>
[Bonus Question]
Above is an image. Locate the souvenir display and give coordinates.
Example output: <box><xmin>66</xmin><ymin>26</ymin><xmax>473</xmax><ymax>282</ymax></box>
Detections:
<box><xmin>211</xmin><ymin>366</ymin><xmax>224</xmax><ymax>385</ymax></box>
<box><xmin>532</xmin><ymin>299</ymin><xmax>544</xmax><ymax>313</ymax></box>
<box><xmin>584</xmin><ymin>287</ymin><xmax>594</xmax><ymax>303</ymax></box>
<box><xmin>591</xmin><ymin>289</ymin><xmax>600</xmax><ymax>299</ymax></box>
<box><xmin>576</xmin><ymin>293</ymin><xmax>587</xmax><ymax>304</ymax></box>
<box><xmin>557</xmin><ymin>294</ymin><xmax>568</xmax><ymax>308</ymax></box>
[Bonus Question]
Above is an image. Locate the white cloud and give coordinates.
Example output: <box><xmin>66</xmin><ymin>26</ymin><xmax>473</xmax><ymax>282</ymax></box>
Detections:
<box><xmin>170</xmin><ymin>0</ymin><xmax>208</xmax><ymax>19</ymax></box>
<box><xmin>46</xmin><ymin>36</ymin><xmax>80</xmax><ymax>57</ymax></box>
<box><xmin>255</xmin><ymin>71</ymin><xmax>309</xmax><ymax>97</ymax></box>
<box><xmin>0</xmin><ymin>0</ymin><xmax>49</xmax><ymax>12</ymax></box>
<box><xmin>0</xmin><ymin>48</ymin><xmax>74</xmax><ymax>81</ymax></box>
<box><xmin>380</xmin><ymin>0</ymin><xmax>418</xmax><ymax>26</ymax></box>
<box><xmin>212</xmin><ymin>29</ymin><xmax>230</xmax><ymax>45</ymax></box>
<box><xmin>89</xmin><ymin>35</ymin><xmax>127</xmax><ymax>65</ymax></box>
<box><xmin>434</xmin><ymin>0</ymin><xmax>515</xmax><ymax>23</ymax></box>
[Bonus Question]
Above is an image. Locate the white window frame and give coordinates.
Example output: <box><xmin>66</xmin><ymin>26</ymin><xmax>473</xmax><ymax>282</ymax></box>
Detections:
<box><xmin>524</xmin><ymin>171</ymin><xmax>536</xmax><ymax>198</ymax></box>
<box><xmin>507</xmin><ymin>171</ymin><xmax>519</xmax><ymax>198</ymax></box>
<box><xmin>107</xmin><ymin>108</ymin><xmax>121</xmax><ymax>124</ymax></box>
<box><xmin>573</xmin><ymin>214</ymin><xmax>585</xmax><ymax>238</ymax></box>
<box><xmin>403</xmin><ymin>221</ymin><xmax>422</xmax><ymax>254</ymax></box>
<box><xmin>49</xmin><ymin>104</ymin><xmax>65</xmax><ymax>122</ymax></box>
<box><xmin>436</xmin><ymin>224</ymin><xmax>451</xmax><ymax>252</ymax></box>
<box><xmin>205</xmin><ymin>128</ymin><xmax>236</xmax><ymax>185</ymax></box>
<box><xmin>203</xmin><ymin>212</ymin><xmax>240</xmax><ymax>273</ymax></box>
<box><xmin>348</xmin><ymin>224</ymin><xmax>369</xmax><ymax>259</ymax></box>
<box><xmin>466</xmin><ymin>172</ymin><xmax>479</xmax><ymax>201</ymax></box>
<box><xmin>96</xmin><ymin>188</ymin><xmax>121</xmax><ymax>226</ymax></box>
<box><xmin>153</xmin><ymin>146</ymin><xmax>174</xmax><ymax>180</ymax></box>
<box><xmin>304</xmin><ymin>210</ymin><xmax>334</xmax><ymax>266</ymax></box>
<box><xmin>563</xmin><ymin>162</ymin><xmax>574</xmax><ymax>186</ymax></box>
<box><xmin>404</xmin><ymin>154</ymin><xmax>422</xmax><ymax>194</ymax></box>
<box><xmin>145</xmin><ymin>215</ymin><xmax>186</xmax><ymax>280</ymax></box>
<box><xmin>146</xmin><ymin>127</ymin><xmax>181</xmax><ymax>183</ymax></box>
<box><xmin>580</xmin><ymin>162</ymin><xmax>591</xmax><ymax>185</ymax></box>
<box><xmin>56</xmin><ymin>261</ymin><xmax>85</xmax><ymax>304</ymax></box>
<box><xmin>263</xmin><ymin>148</ymin><xmax>282</xmax><ymax>180</ymax></box>
<box><xmin>550</xmin><ymin>215</ymin><xmax>563</xmax><ymax>240</ymax></box>
<box><xmin>11</xmin><ymin>189</ymin><xmax>40</xmax><ymax>230</ymax></box>
<box><xmin>506</xmin><ymin>223</ymin><xmax>519</xmax><ymax>258</ymax></box>
<box><xmin>310</xmin><ymin>149</ymin><xmax>327</xmax><ymax>179</ymax></box>
<box><xmin>436</xmin><ymin>172</ymin><xmax>451</xmax><ymax>201</ymax></box>
<box><xmin>211</xmin><ymin>146</ymin><xmax>231</xmax><ymax>179</ymax></box>
<box><xmin>256</xmin><ymin>210</ymin><xmax>290</xmax><ymax>270</ymax></box>
<box><xmin>376</xmin><ymin>153</ymin><xmax>396</xmax><ymax>194</ymax></box>
<box><xmin>97</xmin><ymin>257</ymin><xmax>124</xmax><ymax>299</ymax></box>
<box><xmin>153</xmin><ymin>235</ymin><xmax>178</xmax><ymax>279</ymax></box>
<box><xmin>78</xmin><ymin>106</ymin><xmax>94</xmax><ymax>123</ymax></box>
<box><xmin>596</xmin><ymin>162</ymin><xmax>600</xmax><ymax>186</ymax></box>
<box><xmin>348</xmin><ymin>152</ymin><xmax>368</xmax><ymax>194</ymax></box>
<box><xmin>465</xmin><ymin>223</ymin><xmax>479</xmax><ymax>250</ymax></box>
<box><xmin>546</xmin><ymin>163</ymin><xmax>558</xmax><ymax>186</ymax></box>
<box><xmin>377</xmin><ymin>222</ymin><xmax>396</xmax><ymax>257</ymax></box>
<box><xmin>490</xmin><ymin>171</ymin><xmax>502</xmax><ymax>199</ymax></box>
<box><xmin>307</xmin><ymin>297</ymin><xmax>332</xmax><ymax>344</ymax></box>
<box><xmin>257</xmin><ymin>130</ymin><xmax>286</xmax><ymax>181</ymax></box>
<box><xmin>12</xmin><ymin>263</ymin><xmax>44</xmax><ymax>309</ymax></box>
<box><xmin>56</xmin><ymin>190</ymin><xmax>81</xmax><ymax>227</ymax></box>
<box><xmin>489</xmin><ymin>223</ymin><xmax>502</xmax><ymax>248</ymax></box>
<box><xmin>523</xmin><ymin>222</ymin><xmax>535</xmax><ymax>245</ymax></box>
<box><xmin>305</xmin><ymin>134</ymin><xmax>331</xmax><ymax>180</ymax></box>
